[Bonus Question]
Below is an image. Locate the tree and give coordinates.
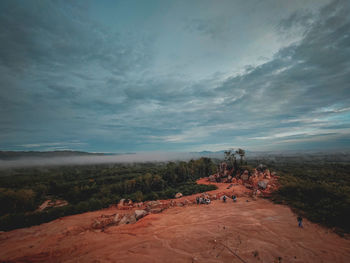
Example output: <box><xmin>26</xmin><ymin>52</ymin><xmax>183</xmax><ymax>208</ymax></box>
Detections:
<box><xmin>236</xmin><ymin>148</ymin><xmax>246</xmax><ymax>165</ymax></box>
<box><xmin>224</xmin><ymin>149</ymin><xmax>237</xmax><ymax>169</ymax></box>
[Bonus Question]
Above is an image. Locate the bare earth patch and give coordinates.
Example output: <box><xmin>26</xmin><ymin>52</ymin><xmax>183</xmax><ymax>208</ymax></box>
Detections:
<box><xmin>0</xmin><ymin>179</ymin><xmax>349</xmax><ymax>262</ymax></box>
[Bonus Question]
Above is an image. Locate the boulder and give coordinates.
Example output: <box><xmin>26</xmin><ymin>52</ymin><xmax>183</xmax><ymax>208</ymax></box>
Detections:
<box><xmin>145</xmin><ymin>200</ymin><xmax>162</xmax><ymax>212</ymax></box>
<box><xmin>134</xmin><ymin>202</ymin><xmax>143</xmax><ymax>208</ymax></box>
<box><xmin>92</xmin><ymin>217</ymin><xmax>114</xmax><ymax>229</ymax></box>
<box><xmin>134</xmin><ymin>210</ymin><xmax>148</xmax><ymax>220</ymax></box>
<box><xmin>149</xmin><ymin>208</ymin><xmax>163</xmax><ymax>213</ymax></box>
<box><xmin>113</xmin><ymin>213</ymin><xmax>123</xmax><ymax>223</ymax></box>
<box><xmin>92</xmin><ymin>220</ymin><xmax>102</xmax><ymax>229</ymax></box>
<box><xmin>258</xmin><ymin>180</ymin><xmax>268</xmax><ymax>190</ymax></box>
<box><xmin>241</xmin><ymin>170</ymin><xmax>249</xmax><ymax>181</ymax></box>
<box><xmin>147</xmin><ymin>200</ymin><xmax>160</xmax><ymax>207</ymax></box>
<box><xmin>175</xmin><ymin>192</ymin><xmax>183</xmax><ymax>198</ymax></box>
<box><xmin>244</xmin><ymin>183</ymin><xmax>253</xmax><ymax>189</ymax></box>
<box><xmin>118</xmin><ymin>199</ymin><xmax>125</xmax><ymax>206</ymax></box>
<box><xmin>118</xmin><ymin>214</ymin><xmax>136</xmax><ymax>225</ymax></box>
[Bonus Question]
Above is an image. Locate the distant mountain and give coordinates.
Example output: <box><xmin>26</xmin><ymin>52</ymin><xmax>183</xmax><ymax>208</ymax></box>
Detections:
<box><xmin>0</xmin><ymin>150</ymin><xmax>105</xmax><ymax>160</ymax></box>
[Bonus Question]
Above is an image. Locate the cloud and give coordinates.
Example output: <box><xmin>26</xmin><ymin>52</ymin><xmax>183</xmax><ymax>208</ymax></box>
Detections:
<box><xmin>0</xmin><ymin>0</ymin><xmax>349</xmax><ymax>152</ymax></box>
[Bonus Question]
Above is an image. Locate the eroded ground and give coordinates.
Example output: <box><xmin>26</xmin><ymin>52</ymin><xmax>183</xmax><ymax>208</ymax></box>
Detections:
<box><xmin>0</xmin><ymin>180</ymin><xmax>349</xmax><ymax>263</ymax></box>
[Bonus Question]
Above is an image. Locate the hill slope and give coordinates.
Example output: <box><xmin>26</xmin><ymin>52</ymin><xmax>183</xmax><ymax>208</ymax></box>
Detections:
<box><xmin>0</xmin><ymin>180</ymin><xmax>349</xmax><ymax>263</ymax></box>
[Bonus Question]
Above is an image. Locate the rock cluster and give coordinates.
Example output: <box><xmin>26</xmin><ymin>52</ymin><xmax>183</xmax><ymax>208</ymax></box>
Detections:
<box><xmin>208</xmin><ymin>164</ymin><xmax>278</xmax><ymax>196</ymax></box>
<box><xmin>175</xmin><ymin>192</ymin><xmax>183</xmax><ymax>198</ymax></box>
<box><xmin>91</xmin><ymin>209</ymin><xmax>149</xmax><ymax>230</ymax></box>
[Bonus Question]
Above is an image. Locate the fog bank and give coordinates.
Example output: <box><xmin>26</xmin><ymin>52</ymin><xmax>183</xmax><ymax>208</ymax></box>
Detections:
<box><xmin>0</xmin><ymin>152</ymin><xmax>224</xmax><ymax>169</ymax></box>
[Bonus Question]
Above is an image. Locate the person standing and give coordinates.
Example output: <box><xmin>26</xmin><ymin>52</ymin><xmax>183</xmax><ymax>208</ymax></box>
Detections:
<box><xmin>297</xmin><ymin>216</ymin><xmax>303</xmax><ymax>228</ymax></box>
<box><xmin>232</xmin><ymin>195</ymin><xmax>237</xmax><ymax>202</ymax></box>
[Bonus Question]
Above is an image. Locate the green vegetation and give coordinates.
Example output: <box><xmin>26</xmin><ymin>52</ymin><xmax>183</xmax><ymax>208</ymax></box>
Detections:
<box><xmin>0</xmin><ymin>158</ymin><xmax>217</xmax><ymax>231</ymax></box>
<box><xmin>250</xmin><ymin>157</ymin><xmax>350</xmax><ymax>234</ymax></box>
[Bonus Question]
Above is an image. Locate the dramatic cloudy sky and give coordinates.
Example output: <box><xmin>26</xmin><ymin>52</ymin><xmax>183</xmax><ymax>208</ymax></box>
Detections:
<box><xmin>0</xmin><ymin>0</ymin><xmax>349</xmax><ymax>152</ymax></box>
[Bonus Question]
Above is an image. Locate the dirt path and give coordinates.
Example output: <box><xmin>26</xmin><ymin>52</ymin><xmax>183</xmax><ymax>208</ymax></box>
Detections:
<box><xmin>0</xmin><ymin>180</ymin><xmax>349</xmax><ymax>262</ymax></box>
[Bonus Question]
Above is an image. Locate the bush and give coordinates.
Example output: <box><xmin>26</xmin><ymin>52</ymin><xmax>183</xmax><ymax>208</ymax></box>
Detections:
<box><xmin>0</xmin><ymin>158</ymin><xmax>218</xmax><ymax>231</ymax></box>
<box><xmin>269</xmin><ymin>162</ymin><xmax>350</xmax><ymax>233</ymax></box>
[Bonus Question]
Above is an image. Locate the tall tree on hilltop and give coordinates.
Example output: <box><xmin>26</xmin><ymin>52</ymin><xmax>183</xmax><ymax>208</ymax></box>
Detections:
<box><xmin>236</xmin><ymin>148</ymin><xmax>245</xmax><ymax>165</ymax></box>
<box><xmin>224</xmin><ymin>149</ymin><xmax>236</xmax><ymax>169</ymax></box>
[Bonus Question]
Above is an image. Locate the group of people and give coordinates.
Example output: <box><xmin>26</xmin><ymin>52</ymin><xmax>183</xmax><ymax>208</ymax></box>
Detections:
<box><xmin>222</xmin><ymin>194</ymin><xmax>237</xmax><ymax>203</ymax></box>
<box><xmin>195</xmin><ymin>193</ymin><xmax>238</xmax><ymax>205</ymax></box>
<box><xmin>196</xmin><ymin>196</ymin><xmax>211</xmax><ymax>205</ymax></box>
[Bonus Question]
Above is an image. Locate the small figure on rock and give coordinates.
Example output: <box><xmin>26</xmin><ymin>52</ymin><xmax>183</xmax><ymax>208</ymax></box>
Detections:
<box><xmin>232</xmin><ymin>195</ymin><xmax>237</xmax><ymax>202</ymax></box>
<box><xmin>297</xmin><ymin>216</ymin><xmax>303</xmax><ymax>228</ymax></box>
<box><xmin>223</xmin><ymin>195</ymin><xmax>227</xmax><ymax>203</ymax></box>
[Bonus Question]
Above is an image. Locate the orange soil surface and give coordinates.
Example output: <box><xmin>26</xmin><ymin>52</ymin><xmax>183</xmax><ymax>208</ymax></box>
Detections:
<box><xmin>0</xmin><ymin>179</ymin><xmax>349</xmax><ymax>263</ymax></box>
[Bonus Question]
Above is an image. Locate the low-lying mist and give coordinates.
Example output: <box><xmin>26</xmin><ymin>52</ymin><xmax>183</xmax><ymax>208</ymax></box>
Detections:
<box><xmin>0</xmin><ymin>152</ymin><xmax>224</xmax><ymax>169</ymax></box>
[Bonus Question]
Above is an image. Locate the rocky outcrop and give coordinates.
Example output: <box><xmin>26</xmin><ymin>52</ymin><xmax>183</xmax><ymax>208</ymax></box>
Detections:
<box><xmin>118</xmin><ymin>199</ymin><xmax>133</xmax><ymax>210</ymax></box>
<box><xmin>258</xmin><ymin>180</ymin><xmax>268</xmax><ymax>190</ymax></box>
<box><xmin>175</xmin><ymin>192</ymin><xmax>183</xmax><ymax>198</ymax></box>
<box><xmin>118</xmin><ymin>214</ymin><xmax>136</xmax><ymax>225</ymax></box>
<box><xmin>91</xmin><ymin>209</ymin><xmax>149</xmax><ymax>230</ymax></box>
<box><xmin>37</xmin><ymin>199</ymin><xmax>68</xmax><ymax>212</ymax></box>
<box><xmin>92</xmin><ymin>215</ymin><xmax>115</xmax><ymax>229</ymax></box>
<box><xmin>149</xmin><ymin>208</ymin><xmax>163</xmax><ymax>213</ymax></box>
<box><xmin>134</xmin><ymin>210</ymin><xmax>148</xmax><ymax>220</ymax></box>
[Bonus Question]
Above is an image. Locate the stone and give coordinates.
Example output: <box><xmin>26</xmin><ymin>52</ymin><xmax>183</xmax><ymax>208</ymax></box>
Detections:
<box><xmin>244</xmin><ymin>183</ymin><xmax>253</xmax><ymax>189</ymax></box>
<box><xmin>118</xmin><ymin>214</ymin><xmax>136</xmax><ymax>225</ymax></box>
<box><xmin>135</xmin><ymin>202</ymin><xmax>143</xmax><ymax>208</ymax></box>
<box><xmin>175</xmin><ymin>192</ymin><xmax>183</xmax><ymax>198</ymax></box>
<box><xmin>113</xmin><ymin>214</ymin><xmax>123</xmax><ymax>223</ymax></box>
<box><xmin>258</xmin><ymin>180</ymin><xmax>268</xmax><ymax>189</ymax></box>
<box><xmin>241</xmin><ymin>170</ymin><xmax>249</xmax><ymax>181</ymax></box>
<box><xmin>147</xmin><ymin>200</ymin><xmax>161</xmax><ymax>208</ymax></box>
<box><xmin>149</xmin><ymin>208</ymin><xmax>163</xmax><ymax>213</ymax></box>
<box><xmin>134</xmin><ymin>210</ymin><xmax>148</xmax><ymax>220</ymax></box>
<box><xmin>92</xmin><ymin>220</ymin><xmax>102</xmax><ymax>229</ymax></box>
<box><xmin>118</xmin><ymin>199</ymin><xmax>125</xmax><ymax>206</ymax></box>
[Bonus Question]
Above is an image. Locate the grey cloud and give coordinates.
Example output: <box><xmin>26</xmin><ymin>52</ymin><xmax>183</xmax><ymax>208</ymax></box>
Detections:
<box><xmin>1</xmin><ymin>0</ymin><xmax>349</xmax><ymax>152</ymax></box>
<box><xmin>278</xmin><ymin>9</ymin><xmax>314</xmax><ymax>32</ymax></box>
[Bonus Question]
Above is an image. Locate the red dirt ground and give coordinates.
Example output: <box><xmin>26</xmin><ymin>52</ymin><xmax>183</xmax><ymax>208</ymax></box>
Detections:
<box><xmin>0</xmin><ymin>179</ymin><xmax>349</xmax><ymax>263</ymax></box>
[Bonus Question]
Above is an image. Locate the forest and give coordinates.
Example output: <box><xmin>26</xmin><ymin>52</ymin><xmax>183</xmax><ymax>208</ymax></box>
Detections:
<box><xmin>1</xmin><ymin>152</ymin><xmax>350</xmax><ymax>234</ymax></box>
<box><xmin>249</xmin><ymin>156</ymin><xmax>350</xmax><ymax>234</ymax></box>
<box><xmin>0</xmin><ymin>157</ymin><xmax>217</xmax><ymax>231</ymax></box>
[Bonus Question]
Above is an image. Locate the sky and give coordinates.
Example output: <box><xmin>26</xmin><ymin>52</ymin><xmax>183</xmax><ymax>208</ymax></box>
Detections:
<box><xmin>0</xmin><ymin>0</ymin><xmax>349</xmax><ymax>153</ymax></box>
